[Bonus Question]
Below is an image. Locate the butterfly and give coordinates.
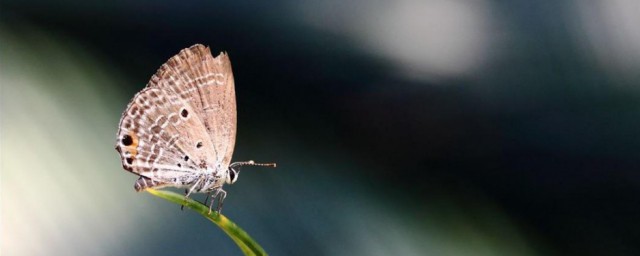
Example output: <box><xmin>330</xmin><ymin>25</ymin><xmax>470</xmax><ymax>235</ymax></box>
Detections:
<box><xmin>115</xmin><ymin>44</ymin><xmax>275</xmax><ymax>213</ymax></box>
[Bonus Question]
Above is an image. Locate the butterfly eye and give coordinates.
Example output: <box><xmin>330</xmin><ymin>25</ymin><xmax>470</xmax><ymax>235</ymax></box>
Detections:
<box><xmin>227</xmin><ymin>168</ymin><xmax>239</xmax><ymax>184</ymax></box>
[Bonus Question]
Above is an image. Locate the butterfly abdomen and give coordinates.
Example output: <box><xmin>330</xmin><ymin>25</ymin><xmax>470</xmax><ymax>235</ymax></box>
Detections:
<box><xmin>134</xmin><ymin>176</ymin><xmax>169</xmax><ymax>192</ymax></box>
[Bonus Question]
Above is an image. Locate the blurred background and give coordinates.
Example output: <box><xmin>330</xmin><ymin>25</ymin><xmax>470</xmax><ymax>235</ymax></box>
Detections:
<box><xmin>2</xmin><ymin>1</ymin><xmax>639</xmax><ymax>255</ymax></box>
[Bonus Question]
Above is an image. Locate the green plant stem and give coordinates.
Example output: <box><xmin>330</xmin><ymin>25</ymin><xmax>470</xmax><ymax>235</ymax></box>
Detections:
<box><xmin>145</xmin><ymin>189</ymin><xmax>267</xmax><ymax>256</ymax></box>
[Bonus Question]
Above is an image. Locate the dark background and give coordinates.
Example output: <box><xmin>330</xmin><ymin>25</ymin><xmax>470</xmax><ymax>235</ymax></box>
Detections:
<box><xmin>2</xmin><ymin>1</ymin><xmax>639</xmax><ymax>255</ymax></box>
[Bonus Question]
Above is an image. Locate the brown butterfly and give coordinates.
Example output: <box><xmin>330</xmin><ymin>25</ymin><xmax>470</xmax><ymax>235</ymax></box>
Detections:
<box><xmin>115</xmin><ymin>44</ymin><xmax>275</xmax><ymax>213</ymax></box>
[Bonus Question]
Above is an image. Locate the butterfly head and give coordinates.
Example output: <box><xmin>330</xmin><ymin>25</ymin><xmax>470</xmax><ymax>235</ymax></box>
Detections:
<box><xmin>225</xmin><ymin>160</ymin><xmax>276</xmax><ymax>185</ymax></box>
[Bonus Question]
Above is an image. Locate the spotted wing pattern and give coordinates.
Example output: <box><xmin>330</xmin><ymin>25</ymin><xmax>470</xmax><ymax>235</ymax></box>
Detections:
<box><xmin>147</xmin><ymin>45</ymin><xmax>237</xmax><ymax>167</ymax></box>
<box><xmin>115</xmin><ymin>44</ymin><xmax>236</xmax><ymax>189</ymax></box>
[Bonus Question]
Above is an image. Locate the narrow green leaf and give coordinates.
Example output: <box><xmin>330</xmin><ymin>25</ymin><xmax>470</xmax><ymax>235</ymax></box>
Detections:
<box><xmin>145</xmin><ymin>189</ymin><xmax>267</xmax><ymax>256</ymax></box>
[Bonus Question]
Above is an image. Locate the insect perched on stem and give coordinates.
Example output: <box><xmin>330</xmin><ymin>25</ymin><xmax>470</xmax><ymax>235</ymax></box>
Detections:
<box><xmin>115</xmin><ymin>44</ymin><xmax>276</xmax><ymax>213</ymax></box>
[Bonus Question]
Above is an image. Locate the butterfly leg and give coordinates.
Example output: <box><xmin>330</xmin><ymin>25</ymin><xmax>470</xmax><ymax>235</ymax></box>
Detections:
<box><xmin>217</xmin><ymin>189</ymin><xmax>227</xmax><ymax>213</ymax></box>
<box><xmin>207</xmin><ymin>188</ymin><xmax>227</xmax><ymax>214</ymax></box>
<box><xmin>203</xmin><ymin>191</ymin><xmax>211</xmax><ymax>207</ymax></box>
<box><xmin>181</xmin><ymin>177</ymin><xmax>203</xmax><ymax>210</ymax></box>
<box><xmin>208</xmin><ymin>190</ymin><xmax>220</xmax><ymax>214</ymax></box>
<box><xmin>181</xmin><ymin>189</ymin><xmax>188</xmax><ymax>211</ymax></box>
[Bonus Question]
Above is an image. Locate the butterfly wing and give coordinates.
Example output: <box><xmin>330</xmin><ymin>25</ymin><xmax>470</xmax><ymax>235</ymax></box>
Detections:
<box><xmin>146</xmin><ymin>44</ymin><xmax>237</xmax><ymax>170</ymax></box>
<box><xmin>115</xmin><ymin>86</ymin><xmax>217</xmax><ymax>185</ymax></box>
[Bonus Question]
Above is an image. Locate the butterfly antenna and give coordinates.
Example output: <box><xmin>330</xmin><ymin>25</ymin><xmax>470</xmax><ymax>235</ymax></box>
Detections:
<box><xmin>230</xmin><ymin>160</ymin><xmax>277</xmax><ymax>168</ymax></box>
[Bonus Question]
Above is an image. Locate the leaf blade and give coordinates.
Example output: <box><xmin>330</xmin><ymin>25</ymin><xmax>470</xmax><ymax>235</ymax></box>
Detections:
<box><xmin>145</xmin><ymin>189</ymin><xmax>267</xmax><ymax>256</ymax></box>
